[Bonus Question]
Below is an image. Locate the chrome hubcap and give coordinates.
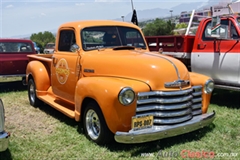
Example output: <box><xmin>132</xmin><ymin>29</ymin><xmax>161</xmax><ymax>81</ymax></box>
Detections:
<box><xmin>29</xmin><ymin>83</ymin><xmax>35</xmax><ymax>103</ymax></box>
<box><xmin>86</xmin><ymin>109</ymin><xmax>100</xmax><ymax>140</ymax></box>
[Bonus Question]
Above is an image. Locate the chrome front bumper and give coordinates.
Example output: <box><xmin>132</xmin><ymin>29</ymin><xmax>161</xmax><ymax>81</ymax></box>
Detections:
<box><xmin>0</xmin><ymin>131</ymin><xmax>10</xmax><ymax>152</ymax></box>
<box><xmin>115</xmin><ymin>111</ymin><xmax>215</xmax><ymax>144</ymax></box>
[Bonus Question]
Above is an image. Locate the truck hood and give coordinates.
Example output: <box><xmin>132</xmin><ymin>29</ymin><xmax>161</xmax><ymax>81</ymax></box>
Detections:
<box><xmin>81</xmin><ymin>49</ymin><xmax>190</xmax><ymax>90</ymax></box>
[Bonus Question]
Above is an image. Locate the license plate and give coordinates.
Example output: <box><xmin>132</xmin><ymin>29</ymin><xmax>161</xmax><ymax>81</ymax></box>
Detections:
<box><xmin>131</xmin><ymin>115</ymin><xmax>153</xmax><ymax>130</ymax></box>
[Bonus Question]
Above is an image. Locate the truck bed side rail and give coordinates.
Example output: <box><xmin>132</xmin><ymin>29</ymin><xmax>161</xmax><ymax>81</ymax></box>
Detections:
<box><xmin>145</xmin><ymin>35</ymin><xmax>195</xmax><ymax>53</ymax></box>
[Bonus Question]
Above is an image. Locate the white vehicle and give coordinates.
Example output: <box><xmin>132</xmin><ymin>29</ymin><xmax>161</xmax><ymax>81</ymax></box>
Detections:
<box><xmin>0</xmin><ymin>99</ymin><xmax>10</xmax><ymax>152</ymax></box>
<box><xmin>43</xmin><ymin>42</ymin><xmax>55</xmax><ymax>54</ymax></box>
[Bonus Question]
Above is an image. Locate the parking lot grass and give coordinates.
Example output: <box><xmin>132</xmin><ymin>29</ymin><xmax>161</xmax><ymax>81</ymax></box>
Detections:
<box><xmin>0</xmin><ymin>85</ymin><xmax>239</xmax><ymax>160</ymax></box>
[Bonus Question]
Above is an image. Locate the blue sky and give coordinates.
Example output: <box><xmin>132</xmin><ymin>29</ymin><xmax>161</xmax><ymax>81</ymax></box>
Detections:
<box><xmin>0</xmin><ymin>0</ymin><xmax>208</xmax><ymax>38</ymax></box>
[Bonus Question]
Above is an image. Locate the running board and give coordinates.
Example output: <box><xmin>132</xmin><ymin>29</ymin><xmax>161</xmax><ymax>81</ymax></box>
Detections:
<box><xmin>38</xmin><ymin>94</ymin><xmax>75</xmax><ymax>118</ymax></box>
<box><xmin>214</xmin><ymin>84</ymin><xmax>240</xmax><ymax>92</ymax></box>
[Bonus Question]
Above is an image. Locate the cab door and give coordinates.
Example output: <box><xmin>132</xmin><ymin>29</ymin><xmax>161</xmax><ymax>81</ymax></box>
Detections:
<box><xmin>51</xmin><ymin>29</ymin><xmax>81</xmax><ymax>103</ymax></box>
<box><xmin>191</xmin><ymin>18</ymin><xmax>240</xmax><ymax>86</ymax></box>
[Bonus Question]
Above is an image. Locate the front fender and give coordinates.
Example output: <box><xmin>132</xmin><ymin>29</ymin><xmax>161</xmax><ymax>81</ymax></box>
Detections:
<box><xmin>189</xmin><ymin>72</ymin><xmax>213</xmax><ymax>113</ymax></box>
<box><xmin>26</xmin><ymin>61</ymin><xmax>50</xmax><ymax>92</ymax></box>
<box><xmin>75</xmin><ymin>77</ymin><xmax>150</xmax><ymax>133</ymax></box>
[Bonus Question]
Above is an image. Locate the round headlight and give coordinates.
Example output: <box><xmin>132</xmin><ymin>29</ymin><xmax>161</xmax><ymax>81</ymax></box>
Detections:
<box><xmin>204</xmin><ymin>79</ymin><xmax>214</xmax><ymax>94</ymax></box>
<box><xmin>118</xmin><ymin>87</ymin><xmax>135</xmax><ymax>106</ymax></box>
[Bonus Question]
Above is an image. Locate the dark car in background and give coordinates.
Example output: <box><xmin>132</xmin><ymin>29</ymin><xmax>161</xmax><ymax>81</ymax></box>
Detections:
<box><xmin>0</xmin><ymin>39</ymin><xmax>36</xmax><ymax>80</ymax></box>
<box><xmin>43</xmin><ymin>42</ymin><xmax>55</xmax><ymax>54</ymax></box>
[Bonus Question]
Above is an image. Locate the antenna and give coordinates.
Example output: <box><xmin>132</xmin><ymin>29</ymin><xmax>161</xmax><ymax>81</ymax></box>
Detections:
<box><xmin>131</xmin><ymin>0</ymin><xmax>134</xmax><ymax>11</ymax></box>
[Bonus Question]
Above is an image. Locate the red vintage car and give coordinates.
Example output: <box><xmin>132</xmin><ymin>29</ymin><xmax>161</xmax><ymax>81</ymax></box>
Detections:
<box><xmin>0</xmin><ymin>39</ymin><xmax>36</xmax><ymax>79</ymax></box>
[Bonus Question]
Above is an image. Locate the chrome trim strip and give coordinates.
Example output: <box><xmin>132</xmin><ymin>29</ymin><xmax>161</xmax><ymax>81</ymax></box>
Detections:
<box><xmin>144</xmin><ymin>52</ymin><xmax>181</xmax><ymax>80</ymax></box>
<box><xmin>192</xmin><ymin>91</ymin><xmax>202</xmax><ymax>96</ymax></box>
<box><xmin>192</xmin><ymin>104</ymin><xmax>202</xmax><ymax>110</ymax></box>
<box><xmin>192</xmin><ymin>110</ymin><xmax>202</xmax><ymax>116</ymax></box>
<box><xmin>138</xmin><ymin>95</ymin><xmax>193</xmax><ymax>105</ymax></box>
<box><xmin>136</xmin><ymin>102</ymin><xmax>192</xmax><ymax>112</ymax></box>
<box><xmin>192</xmin><ymin>97</ymin><xmax>202</xmax><ymax>103</ymax></box>
<box><xmin>138</xmin><ymin>88</ymin><xmax>193</xmax><ymax>97</ymax></box>
<box><xmin>136</xmin><ymin>108</ymin><xmax>192</xmax><ymax>118</ymax></box>
<box><xmin>154</xmin><ymin>114</ymin><xmax>192</xmax><ymax>124</ymax></box>
<box><xmin>192</xmin><ymin>85</ymin><xmax>202</xmax><ymax>91</ymax></box>
<box><xmin>115</xmin><ymin>111</ymin><xmax>215</xmax><ymax>144</ymax></box>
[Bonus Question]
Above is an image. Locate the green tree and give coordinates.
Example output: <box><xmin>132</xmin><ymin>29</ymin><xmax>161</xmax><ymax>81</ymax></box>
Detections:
<box><xmin>175</xmin><ymin>23</ymin><xmax>188</xmax><ymax>29</ymax></box>
<box><xmin>30</xmin><ymin>31</ymin><xmax>55</xmax><ymax>52</ymax></box>
<box><xmin>174</xmin><ymin>23</ymin><xmax>188</xmax><ymax>35</ymax></box>
<box><xmin>142</xmin><ymin>18</ymin><xmax>175</xmax><ymax>36</ymax></box>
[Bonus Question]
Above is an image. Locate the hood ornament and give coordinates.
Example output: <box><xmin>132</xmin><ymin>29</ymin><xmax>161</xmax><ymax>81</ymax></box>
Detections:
<box><xmin>165</xmin><ymin>80</ymin><xmax>190</xmax><ymax>88</ymax></box>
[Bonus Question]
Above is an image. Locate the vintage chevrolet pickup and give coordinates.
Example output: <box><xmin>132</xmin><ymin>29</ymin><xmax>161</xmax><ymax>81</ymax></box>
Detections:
<box><xmin>26</xmin><ymin>20</ymin><xmax>215</xmax><ymax>144</ymax></box>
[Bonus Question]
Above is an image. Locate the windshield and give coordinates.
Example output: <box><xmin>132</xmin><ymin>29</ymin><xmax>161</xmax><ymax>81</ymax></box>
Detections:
<box><xmin>81</xmin><ymin>26</ymin><xmax>146</xmax><ymax>51</ymax></box>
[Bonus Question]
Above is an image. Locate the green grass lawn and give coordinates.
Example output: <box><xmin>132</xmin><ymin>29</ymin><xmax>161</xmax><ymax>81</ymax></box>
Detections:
<box><xmin>0</xmin><ymin>82</ymin><xmax>239</xmax><ymax>160</ymax></box>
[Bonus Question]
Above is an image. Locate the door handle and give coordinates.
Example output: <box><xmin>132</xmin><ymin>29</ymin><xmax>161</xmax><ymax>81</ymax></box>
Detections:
<box><xmin>197</xmin><ymin>43</ymin><xmax>206</xmax><ymax>49</ymax></box>
<box><xmin>52</xmin><ymin>56</ymin><xmax>58</xmax><ymax>66</ymax></box>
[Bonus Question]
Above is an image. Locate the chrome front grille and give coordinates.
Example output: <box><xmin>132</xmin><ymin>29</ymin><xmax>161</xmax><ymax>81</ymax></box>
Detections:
<box><xmin>136</xmin><ymin>86</ymin><xmax>202</xmax><ymax>125</ymax></box>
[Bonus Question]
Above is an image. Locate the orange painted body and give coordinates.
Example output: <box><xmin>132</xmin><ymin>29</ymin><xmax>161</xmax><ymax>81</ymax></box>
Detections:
<box><xmin>26</xmin><ymin>20</ymin><xmax>213</xmax><ymax>134</ymax></box>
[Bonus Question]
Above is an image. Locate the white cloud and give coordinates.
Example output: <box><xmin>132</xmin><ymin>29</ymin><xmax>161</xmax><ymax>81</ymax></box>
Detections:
<box><xmin>5</xmin><ymin>4</ymin><xmax>14</xmax><ymax>8</ymax></box>
<box><xmin>75</xmin><ymin>3</ymin><xmax>85</xmax><ymax>6</ymax></box>
<box><xmin>40</xmin><ymin>13</ymin><xmax>46</xmax><ymax>16</ymax></box>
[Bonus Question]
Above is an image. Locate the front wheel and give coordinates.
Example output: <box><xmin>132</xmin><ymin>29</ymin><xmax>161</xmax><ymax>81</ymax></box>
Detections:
<box><xmin>83</xmin><ymin>102</ymin><xmax>113</xmax><ymax>145</ymax></box>
<box><xmin>28</xmin><ymin>79</ymin><xmax>43</xmax><ymax>107</ymax></box>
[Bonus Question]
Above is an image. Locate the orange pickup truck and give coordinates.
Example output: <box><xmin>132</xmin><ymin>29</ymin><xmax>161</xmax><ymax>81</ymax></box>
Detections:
<box><xmin>26</xmin><ymin>20</ymin><xmax>215</xmax><ymax>145</ymax></box>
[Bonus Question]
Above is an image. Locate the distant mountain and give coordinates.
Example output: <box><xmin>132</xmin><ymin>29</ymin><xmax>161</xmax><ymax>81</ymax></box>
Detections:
<box><xmin>120</xmin><ymin>0</ymin><xmax>224</xmax><ymax>22</ymax></box>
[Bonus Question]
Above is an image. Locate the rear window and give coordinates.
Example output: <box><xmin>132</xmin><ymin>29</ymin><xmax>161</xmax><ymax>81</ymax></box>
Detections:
<box><xmin>46</xmin><ymin>43</ymin><xmax>55</xmax><ymax>49</ymax></box>
<box><xmin>0</xmin><ymin>42</ymin><xmax>33</xmax><ymax>53</ymax></box>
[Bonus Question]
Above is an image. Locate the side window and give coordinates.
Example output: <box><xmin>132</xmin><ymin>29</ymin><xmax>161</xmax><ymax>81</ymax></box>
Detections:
<box><xmin>202</xmin><ymin>20</ymin><xmax>238</xmax><ymax>40</ymax></box>
<box><xmin>58</xmin><ymin>30</ymin><xmax>76</xmax><ymax>52</ymax></box>
<box><xmin>218</xmin><ymin>20</ymin><xmax>229</xmax><ymax>39</ymax></box>
<box><xmin>202</xmin><ymin>22</ymin><xmax>212</xmax><ymax>40</ymax></box>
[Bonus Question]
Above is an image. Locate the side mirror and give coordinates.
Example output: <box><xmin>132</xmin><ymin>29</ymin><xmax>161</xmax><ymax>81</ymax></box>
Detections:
<box><xmin>70</xmin><ymin>44</ymin><xmax>80</xmax><ymax>52</ymax></box>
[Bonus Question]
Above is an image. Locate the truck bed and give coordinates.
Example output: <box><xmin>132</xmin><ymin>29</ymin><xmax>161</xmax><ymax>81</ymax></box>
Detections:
<box><xmin>28</xmin><ymin>54</ymin><xmax>53</xmax><ymax>62</ymax></box>
<box><xmin>145</xmin><ymin>35</ymin><xmax>195</xmax><ymax>53</ymax></box>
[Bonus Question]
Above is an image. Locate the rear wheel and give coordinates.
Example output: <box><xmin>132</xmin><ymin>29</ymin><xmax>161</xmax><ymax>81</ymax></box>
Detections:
<box><xmin>83</xmin><ymin>101</ymin><xmax>113</xmax><ymax>145</ymax></box>
<box><xmin>28</xmin><ymin>79</ymin><xmax>43</xmax><ymax>107</ymax></box>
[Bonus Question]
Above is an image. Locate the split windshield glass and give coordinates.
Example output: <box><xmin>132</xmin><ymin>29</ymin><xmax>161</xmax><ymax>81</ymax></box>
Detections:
<box><xmin>81</xmin><ymin>26</ymin><xmax>146</xmax><ymax>51</ymax></box>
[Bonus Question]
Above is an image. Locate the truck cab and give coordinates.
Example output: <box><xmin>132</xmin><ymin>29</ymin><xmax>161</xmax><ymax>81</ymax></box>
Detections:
<box><xmin>192</xmin><ymin>15</ymin><xmax>240</xmax><ymax>90</ymax></box>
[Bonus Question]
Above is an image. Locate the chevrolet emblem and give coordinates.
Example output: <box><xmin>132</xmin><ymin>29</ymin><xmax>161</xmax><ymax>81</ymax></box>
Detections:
<box><xmin>165</xmin><ymin>80</ymin><xmax>190</xmax><ymax>88</ymax></box>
